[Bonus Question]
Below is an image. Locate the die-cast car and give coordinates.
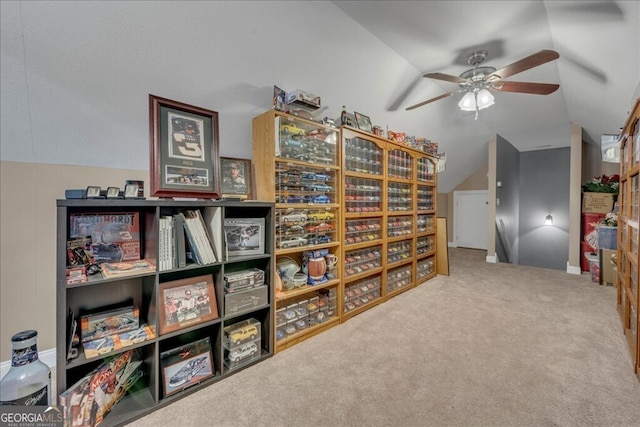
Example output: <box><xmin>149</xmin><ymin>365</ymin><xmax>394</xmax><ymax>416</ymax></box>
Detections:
<box><xmin>308</xmin><ymin>211</ymin><xmax>334</xmax><ymax>221</ymax></box>
<box><xmin>279</xmin><ymin>236</ymin><xmax>308</xmax><ymax>248</ymax></box>
<box><xmin>228</xmin><ymin>342</ymin><xmax>258</xmax><ymax>363</ymax></box>
<box><xmin>168</xmin><ymin>356</ymin><xmax>209</xmax><ymax>388</ymax></box>
<box><xmin>280</xmin><ymin>211</ymin><xmax>307</xmax><ymax>223</ymax></box>
<box><xmin>280</xmin><ymin>123</ymin><xmax>305</xmax><ymax>136</ymax></box>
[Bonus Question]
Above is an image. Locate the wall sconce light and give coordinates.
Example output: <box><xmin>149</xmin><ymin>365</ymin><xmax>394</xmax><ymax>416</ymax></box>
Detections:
<box><xmin>545</xmin><ymin>214</ymin><xmax>553</xmax><ymax>226</ymax></box>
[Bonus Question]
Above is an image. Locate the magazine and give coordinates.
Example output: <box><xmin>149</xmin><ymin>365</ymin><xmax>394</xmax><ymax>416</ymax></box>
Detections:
<box><xmin>59</xmin><ymin>349</ymin><xmax>144</xmax><ymax>427</ymax></box>
<box><xmin>100</xmin><ymin>259</ymin><xmax>155</xmax><ymax>279</ymax></box>
<box><xmin>69</xmin><ymin>212</ymin><xmax>141</xmax><ymax>262</ymax></box>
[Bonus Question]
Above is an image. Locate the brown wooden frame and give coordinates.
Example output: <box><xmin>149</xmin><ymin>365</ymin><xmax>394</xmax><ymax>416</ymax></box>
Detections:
<box><xmin>158</xmin><ymin>274</ymin><xmax>218</xmax><ymax>335</ymax></box>
<box><xmin>149</xmin><ymin>94</ymin><xmax>221</xmax><ymax>199</ymax></box>
<box><xmin>220</xmin><ymin>156</ymin><xmax>253</xmax><ymax>199</ymax></box>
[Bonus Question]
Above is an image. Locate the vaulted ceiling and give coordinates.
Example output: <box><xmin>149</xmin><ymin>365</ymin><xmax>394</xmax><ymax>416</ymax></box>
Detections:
<box><xmin>333</xmin><ymin>1</ymin><xmax>639</xmax><ymax>191</ymax></box>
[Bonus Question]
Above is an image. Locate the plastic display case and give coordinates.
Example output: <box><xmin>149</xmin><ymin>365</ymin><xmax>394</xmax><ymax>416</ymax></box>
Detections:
<box><xmin>344</xmin><ymin>275</ymin><xmax>381</xmax><ymax>313</ymax></box>
<box><xmin>387</xmin><ymin>216</ymin><xmax>413</xmax><ymax>238</ymax></box>
<box><xmin>345</xmin><ymin>177</ymin><xmax>382</xmax><ymax>213</ymax></box>
<box><xmin>345</xmin><ymin>218</ymin><xmax>382</xmax><ymax>246</ymax></box>
<box><xmin>344</xmin><ymin>137</ymin><xmax>383</xmax><ymax>175</ymax></box>
<box><xmin>387</xmin><ymin>265</ymin><xmax>413</xmax><ymax>292</ymax></box>
<box><xmin>387</xmin><ymin>240</ymin><xmax>412</xmax><ymax>265</ymax></box>
<box><xmin>388</xmin><ymin>182</ymin><xmax>413</xmax><ymax>212</ymax></box>
<box><xmin>344</xmin><ymin>246</ymin><xmax>382</xmax><ymax>278</ymax></box>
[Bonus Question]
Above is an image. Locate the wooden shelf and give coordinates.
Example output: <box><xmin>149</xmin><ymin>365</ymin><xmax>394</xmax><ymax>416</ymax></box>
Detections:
<box><xmin>254</xmin><ymin>110</ymin><xmax>439</xmax><ymax>351</ymax></box>
<box><xmin>617</xmin><ymin>97</ymin><xmax>640</xmax><ymax>381</ymax></box>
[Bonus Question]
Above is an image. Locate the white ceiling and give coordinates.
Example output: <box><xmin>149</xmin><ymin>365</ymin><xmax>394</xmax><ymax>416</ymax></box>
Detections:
<box><xmin>1</xmin><ymin>1</ymin><xmax>638</xmax><ymax>195</ymax></box>
<box><xmin>333</xmin><ymin>0</ymin><xmax>640</xmax><ymax>189</ymax></box>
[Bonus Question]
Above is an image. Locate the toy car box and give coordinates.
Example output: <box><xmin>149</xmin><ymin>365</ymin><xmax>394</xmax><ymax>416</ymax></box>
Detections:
<box><xmin>224</xmin><ymin>284</ymin><xmax>268</xmax><ymax>315</ymax></box>
<box><xmin>224</xmin><ymin>268</ymin><xmax>265</xmax><ymax>293</ymax></box>
<box><xmin>286</xmin><ymin>88</ymin><xmax>321</xmax><ymax>109</ymax></box>
<box><xmin>80</xmin><ymin>305</ymin><xmax>140</xmax><ymax>343</ymax></box>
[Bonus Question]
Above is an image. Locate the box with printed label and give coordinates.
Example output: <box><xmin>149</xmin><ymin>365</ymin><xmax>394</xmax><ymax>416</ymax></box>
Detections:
<box><xmin>582</xmin><ymin>193</ymin><xmax>614</xmax><ymax>214</ymax></box>
<box><xmin>224</xmin><ymin>285</ymin><xmax>268</xmax><ymax>315</ymax></box>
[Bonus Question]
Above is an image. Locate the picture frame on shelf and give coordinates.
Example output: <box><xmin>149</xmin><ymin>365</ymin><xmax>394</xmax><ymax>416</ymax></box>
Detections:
<box><xmin>158</xmin><ymin>274</ymin><xmax>218</xmax><ymax>335</ymax></box>
<box><xmin>220</xmin><ymin>157</ymin><xmax>252</xmax><ymax>200</ymax></box>
<box><xmin>160</xmin><ymin>337</ymin><xmax>214</xmax><ymax>397</ymax></box>
<box><xmin>149</xmin><ymin>94</ymin><xmax>221</xmax><ymax>199</ymax></box>
<box><xmin>354</xmin><ymin>112</ymin><xmax>373</xmax><ymax>133</ymax></box>
<box><xmin>224</xmin><ymin>218</ymin><xmax>265</xmax><ymax>259</ymax></box>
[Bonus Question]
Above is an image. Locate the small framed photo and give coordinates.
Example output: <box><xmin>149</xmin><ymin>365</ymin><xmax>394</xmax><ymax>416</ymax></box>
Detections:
<box><xmin>158</xmin><ymin>274</ymin><xmax>218</xmax><ymax>335</ymax></box>
<box><xmin>149</xmin><ymin>95</ymin><xmax>221</xmax><ymax>199</ymax></box>
<box><xmin>125</xmin><ymin>180</ymin><xmax>144</xmax><ymax>198</ymax></box>
<box><xmin>220</xmin><ymin>157</ymin><xmax>252</xmax><ymax>199</ymax></box>
<box><xmin>86</xmin><ymin>186</ymin><xmax>102</xmax><ymax>199</ymax></box>
<box><xmin>354</xmin><ymin>112</ymin><xmax>373</xmax><ymax>133</ymax></box>
<box><xmin>161</xmin><ymin>337</ymin><xmax>214</xmax><ymax>397</ymax></box>
<box><xmin>124</xmin><ymin>184</ymin><xmax>140</xmax><ymax>199</ymax></box>
<box><xmin>224</xmin><ymin>218</ymin><xmax>265</xmax><ymax>259</ymax></box>
<box><xmin>106</xmin><ymin>187</ymin><xmax>121</xmax><ymax>199</ymax></box>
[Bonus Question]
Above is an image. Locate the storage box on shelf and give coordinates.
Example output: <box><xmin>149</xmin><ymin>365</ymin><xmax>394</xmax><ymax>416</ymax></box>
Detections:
<box><xmin>617</xmin><ymin>97</ymin><xmax>640</xmax><ymax>381</ymax></box>
<box><xmin>56</xmin><ymin>199</ymin><xmax>274</xmax><ymax>426</ymax></box>
<box><xmin>253</xmin><ymin>110</ymin><xmax>342</xmax><ymax>353</ymax></box>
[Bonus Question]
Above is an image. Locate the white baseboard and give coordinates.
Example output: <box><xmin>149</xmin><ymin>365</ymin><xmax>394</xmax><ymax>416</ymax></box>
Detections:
<box><xmin>566</xmin><ymin>263</ymin><xmax>582</xmax><ymax>275</ymax></box>
<box><xmin>0</xmin><ymin>347</ymin><xmax>56</xmax><ymax>379</ymax></box>
<box><xmin>448</xmin><ymin>242</ymin><xmax>456</xmax><ymax>247</ymax></box>
<box><xmin>486</xmin><ymin>254</ymin><xmax>497</xmax><ymax>263</ymax></box>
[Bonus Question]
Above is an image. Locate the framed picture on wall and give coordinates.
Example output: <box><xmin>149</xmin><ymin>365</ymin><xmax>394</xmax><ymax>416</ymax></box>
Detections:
<box><xmin>149</xmin><ymin>95</ymin><xmax>221</xmax><ymax>199</ymax></box>
<box><xmin>220</xmin><ymin>157</ymin><xmax>253</xmax><ymax>200</ymax></box>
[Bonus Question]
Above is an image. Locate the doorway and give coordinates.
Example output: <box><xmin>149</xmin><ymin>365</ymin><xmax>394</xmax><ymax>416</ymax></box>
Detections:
<box><xmin>454</xmin><ymin>190</ymin><xmax>489</xmax><ymax>250</ymax></box>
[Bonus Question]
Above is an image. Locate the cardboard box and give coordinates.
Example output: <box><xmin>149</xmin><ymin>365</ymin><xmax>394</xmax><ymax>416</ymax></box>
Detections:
<box><xmin>286</xmin><ymin>89</ymin><xmax>321</xmax><ymax>109</ymax></box>
<box><xmin>582</xmin><ymin>193</ymin><xmax>614</xmax><ymax>213</ymax></box>
<box><xmin>599</xmin><ymin>249</ymin><xmax>617</xmax><ymax>286</ymax></box>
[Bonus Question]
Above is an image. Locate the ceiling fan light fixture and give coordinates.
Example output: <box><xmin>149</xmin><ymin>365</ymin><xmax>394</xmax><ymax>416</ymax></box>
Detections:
<box><xmin>458</xmin><ymin>91</ymin><xmax>476</xmax><ymax>111</ymax></box>
<box><xmin>476</xmin><ymin>88</ymin><xmax>495</xmax><ymax>110</ymax></box>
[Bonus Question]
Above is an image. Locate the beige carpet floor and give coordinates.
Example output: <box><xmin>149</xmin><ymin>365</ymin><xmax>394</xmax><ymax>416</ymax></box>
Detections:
<box><xmin>130</xmin><ymin>248</ymin><xmax>640</xmax><ymax>427</ymax></box>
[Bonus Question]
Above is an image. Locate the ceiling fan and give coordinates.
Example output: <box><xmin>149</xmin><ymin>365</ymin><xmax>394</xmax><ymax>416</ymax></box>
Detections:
<box><xmin>406</xmin><ymin>49</ymin><xmax>560</xmax><ymax>119</ymax></box>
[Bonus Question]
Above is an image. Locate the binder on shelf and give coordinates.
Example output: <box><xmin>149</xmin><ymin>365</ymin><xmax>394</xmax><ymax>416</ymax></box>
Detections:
<box><xmin>173</xmin><ymin>213</ymin><xmax>187</xmax><ymax>268</ymax></box>
<box><xmin>183</xmin><ymin>210</ymin><xmax>216</xmax><ymax>264</ymax></box>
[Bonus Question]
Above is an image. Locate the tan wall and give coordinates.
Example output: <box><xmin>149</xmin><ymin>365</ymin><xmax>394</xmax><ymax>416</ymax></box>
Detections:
<box><xmin>446</xmin><ymin>163</ymin><xmax>489</xmax><ymax>243</ymax></box>
<box><xmin>0</xmin><ymin>161</ymin><xmax>149</xmax><ymax>361</ymax></box>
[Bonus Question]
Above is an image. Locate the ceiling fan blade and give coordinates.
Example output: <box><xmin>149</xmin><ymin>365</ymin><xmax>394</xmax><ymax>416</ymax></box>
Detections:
<box><xmin>491</xmin><ymin>81</ymin><xmax>559</xmax><ymax>95</ymax></box>
<box><xmin>487</xmin><ymin>49</ymin><xmax>559</xmax><ymax>81</ymax></box>
<box><xmin>423</xmin><ymin>72</ymin><xmax>470</xmax><ymax>84</ymax></box>
<box><xmin>406</xmin><ymin>92</ymin><xmax>455</xmax><ymax>111</ymax></box>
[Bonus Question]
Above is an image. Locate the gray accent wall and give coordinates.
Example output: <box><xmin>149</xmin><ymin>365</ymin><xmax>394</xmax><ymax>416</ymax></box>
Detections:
<box><xmin>495</xmin><ymin>135</ymin><xmax>520</xmax><ymax>264</ymax></box>
<box><xmin>518</xmin><ymin>148</ymin><xmax>571</xmax><ymax>270</ymax></box>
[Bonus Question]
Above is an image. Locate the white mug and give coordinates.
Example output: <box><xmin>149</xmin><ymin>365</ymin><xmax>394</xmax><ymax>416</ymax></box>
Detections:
<box><xmin>325</xmin><ymin>254</ymin><xmax>339</xmax><ymax>269</ymax></box>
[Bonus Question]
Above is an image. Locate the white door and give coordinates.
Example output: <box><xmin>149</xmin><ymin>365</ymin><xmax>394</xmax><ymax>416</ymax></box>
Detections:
<box><xmin>454</xmin><ymin>190</ymin><xmax>489</xmax><ymax>250</ymax></box>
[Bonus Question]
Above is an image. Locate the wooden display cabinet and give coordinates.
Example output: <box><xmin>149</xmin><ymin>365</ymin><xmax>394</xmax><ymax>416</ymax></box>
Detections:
<box><xmin>340</xmin><ymin>126</ymin><xmax>438</xmax><ymax>320</ymax></box>
<box><xmin>253</xmin><ymin>110</ymin><xmax>341</xmax><ymax>353</ymax></box>
<box><xmin>617</xmin><ymin>97</ymin><xmax>640</xmax><ymax>381</ymax></box>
